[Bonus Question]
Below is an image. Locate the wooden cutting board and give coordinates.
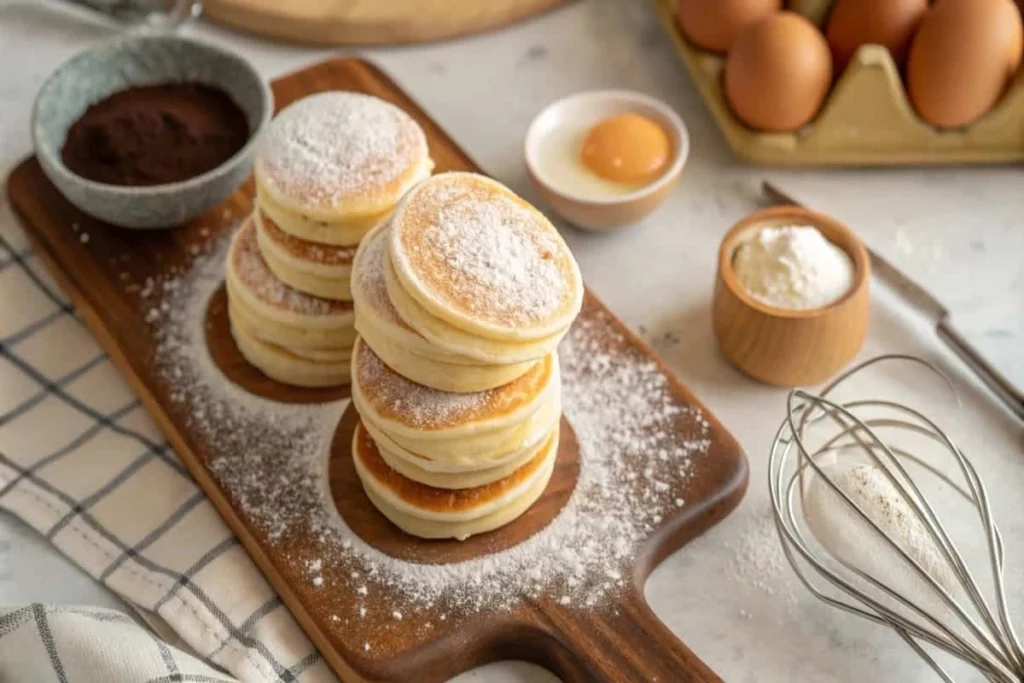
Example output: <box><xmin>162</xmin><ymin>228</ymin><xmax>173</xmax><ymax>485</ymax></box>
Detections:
<box><xmin>6</xmin><ymin>58</ymin><xmax>748</xmax><ymax>682</ymax></box>
<box><xmin>204</xmin><ymin>0</ymin><xmax>569</xmax><ymax>45</ymax></box>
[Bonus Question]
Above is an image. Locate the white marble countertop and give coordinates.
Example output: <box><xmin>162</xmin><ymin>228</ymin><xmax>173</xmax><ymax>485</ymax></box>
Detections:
<box><xmin>1</xmin><ymin>1</ymin><xmax>1022</xmax><ymax>681</ymax></box>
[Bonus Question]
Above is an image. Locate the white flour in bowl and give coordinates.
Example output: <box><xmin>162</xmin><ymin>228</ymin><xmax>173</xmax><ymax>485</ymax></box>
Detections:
<box><xmin>732</xmin><ymin>225</ymin><xmax>854</xmax><ymax>311</ymax></box>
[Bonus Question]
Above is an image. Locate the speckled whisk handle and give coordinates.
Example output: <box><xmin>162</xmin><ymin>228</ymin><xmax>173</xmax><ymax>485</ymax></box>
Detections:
<box><xmin>61</xmin><ymin>0</ymin><xmax>202</xmax><ymax>29</ymax></box>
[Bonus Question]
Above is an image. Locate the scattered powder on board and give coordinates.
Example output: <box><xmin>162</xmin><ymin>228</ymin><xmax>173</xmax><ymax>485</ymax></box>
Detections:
<box><xmin>257</xmin><ymin>92</ymin><xmax>427</xmax><ymax>209</ymax></box>
<box><xmin>731</xmin><ymin>225</ymin><xmax>854</xmax><ymax>311</ymax></box>
<box><xmin>402</xmin><ymin>181</ymin><xmax>571</xmax><ymax>327</ymax></box>
<box><xmin>231</xmin><ymin>220</ymin><xmax>344</xmax><ymax>316</ymax></box>
<box><xmin>154</xmin><ymin>234</ymin><xmax>710</xmax><ymax>646</ymax></box>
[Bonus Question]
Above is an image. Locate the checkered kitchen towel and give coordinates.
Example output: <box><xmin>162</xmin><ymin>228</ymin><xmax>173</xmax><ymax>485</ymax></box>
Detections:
<box><xmin>0</xmin><ymin>199</ymin><xmax>333</xmax><ymax>683</ymax></box>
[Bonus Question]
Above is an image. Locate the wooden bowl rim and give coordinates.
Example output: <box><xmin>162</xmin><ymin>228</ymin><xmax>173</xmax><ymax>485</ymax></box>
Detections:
<box><xmin>717</xmin><ymin>205</ymin><xmax>870</xmax><ymax>320</ymax></box>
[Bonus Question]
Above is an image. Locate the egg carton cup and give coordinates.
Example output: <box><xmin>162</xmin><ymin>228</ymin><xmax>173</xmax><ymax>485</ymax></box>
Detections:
<box><xmin>653</xmin><ymin>0</ymin><xmax>1024</xmax><ymax>166</ymax></box>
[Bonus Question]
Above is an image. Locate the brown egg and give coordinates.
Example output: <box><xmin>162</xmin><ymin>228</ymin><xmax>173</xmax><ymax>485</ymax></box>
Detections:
<box><xmin>725</xmin><ymin>12</ymin><xmax>833</xmax><ymax>132</ymax></box>
<box><xmin>907</xmin><ymin>0</ymin><xmax>1023</xmax><ymax>128</ymax></box>
<box><xmin>826</xmin><ymin>0</ymin><xmax>928</xmax><ymax>73</ymax></box>
<box><xmin>675</xmin><ymin>0</ymin><xmax>782</xmax><ymax>53</ymax></box>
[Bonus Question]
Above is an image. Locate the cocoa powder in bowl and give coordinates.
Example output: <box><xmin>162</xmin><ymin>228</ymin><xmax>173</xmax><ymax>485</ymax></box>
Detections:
<box><xmin>61</xmin><ymin>83</ymin><xmax>249</xmax><ymax>187</ymax></box>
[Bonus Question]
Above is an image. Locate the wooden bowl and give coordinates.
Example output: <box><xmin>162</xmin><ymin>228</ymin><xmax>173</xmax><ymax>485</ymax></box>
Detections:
<box><xmin>712</xmin><ymin>206</ymin><xmax>870</xmax><ymax>387</ymax></box>
<box><xmin>524</xmin><ymin>90</ymin><xmax>689</xmax><ymax>232</ymax></box>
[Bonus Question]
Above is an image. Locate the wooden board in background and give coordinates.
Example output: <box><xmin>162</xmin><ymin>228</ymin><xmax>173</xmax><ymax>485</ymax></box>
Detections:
<box><xmin>204</xmin><ymin>0</ymin><xmax>569</xmax><ymax>46</ymax></box>
<box><xmin>7</xmin><ymin>58</ymin><xmax>748</xmax><ymax>682</ymax></box>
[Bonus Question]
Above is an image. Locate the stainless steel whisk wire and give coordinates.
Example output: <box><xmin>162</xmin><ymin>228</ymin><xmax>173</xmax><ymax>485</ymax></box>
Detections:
<box><xmin>768</xmin><ymin>354</ymin><xmax>1023</xmax><ymax>681</ymax></box>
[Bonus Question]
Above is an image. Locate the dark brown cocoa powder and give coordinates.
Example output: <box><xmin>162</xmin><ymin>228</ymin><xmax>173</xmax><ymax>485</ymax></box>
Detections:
<box><xmin>61</xmin><ymin>83</ymin><xmax>249</xmax><ymax>187</ymax></box>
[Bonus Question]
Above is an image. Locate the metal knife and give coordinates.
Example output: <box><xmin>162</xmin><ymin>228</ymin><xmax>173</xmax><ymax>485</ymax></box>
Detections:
<box><xmin>763</xmin><ymin>181</ymin><xmax>1024</xmax><ymax>422</ymax></box>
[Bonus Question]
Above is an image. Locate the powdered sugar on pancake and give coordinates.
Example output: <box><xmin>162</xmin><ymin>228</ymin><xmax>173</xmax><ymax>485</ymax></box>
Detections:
<box><xmin>257</xmin><ymin>209</ymin><xmax>358</xmax><ymax>267</ymax></box>
<box><xmin>355</xmin><ymin>341</ymin><xmax>550</xmax><ymax>431</ymax></box>
<box><xmin>354</xmin><ymin>224</ymin><xmax>404</xmax><ymax>327</ymax></box>
<box><xmin>257</xmin><ymin>92</ymin><xmax>428</xmax><ymax>211</ymax></box>
<box><xmin>231</xmin><ymin>218</ymin><xmax>349</xmax><ymax>316</ymax></box>
<box><xmin>394</xmin><ymin>175</ymin><xmax>581</xmax><ymax>330</ymax></box>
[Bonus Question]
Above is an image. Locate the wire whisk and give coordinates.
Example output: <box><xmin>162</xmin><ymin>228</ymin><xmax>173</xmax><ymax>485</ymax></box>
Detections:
<box><xmin>769</xmin><ymin>354</ymin><xmax>1023</xmax><ymax>682</ymax></box>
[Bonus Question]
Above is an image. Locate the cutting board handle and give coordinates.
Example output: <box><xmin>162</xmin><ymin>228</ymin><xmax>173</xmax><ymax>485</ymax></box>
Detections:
<box><xmin>541</xmin><ymin>589</ymin><xmax>722</xmax><ymax>682</ymax></box>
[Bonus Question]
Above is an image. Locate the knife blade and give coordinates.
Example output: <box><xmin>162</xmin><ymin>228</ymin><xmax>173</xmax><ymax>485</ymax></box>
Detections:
<box><xmin>762</xmin><ymin>181</ymin><xmax>1024</xmax><ymax>421</ymax></box>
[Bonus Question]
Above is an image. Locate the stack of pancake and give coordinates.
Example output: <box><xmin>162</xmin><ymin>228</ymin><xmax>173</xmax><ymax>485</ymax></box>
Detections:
<box><xmin>225</xmin><ymin>91</ymin><xmax>432</xmax><ymax>387</ymax></box>
<box><xmin>349</xmin><ymin>173</ymin><xmax>584</xmax><ymax>540</ymax></box>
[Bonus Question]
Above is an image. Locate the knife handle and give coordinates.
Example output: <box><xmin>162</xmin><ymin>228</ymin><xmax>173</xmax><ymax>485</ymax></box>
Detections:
<box><xmin>937</xmin><ymin>318</ymin><xmax>1024</xmax><ymax>421</ymax></box>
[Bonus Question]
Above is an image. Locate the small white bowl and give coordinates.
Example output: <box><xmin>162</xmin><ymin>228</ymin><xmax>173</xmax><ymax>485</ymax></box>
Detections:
<box><xmin>524</xmin><ymin>90</ymin><xmax>689</xmax><ymax>232</ymax></box>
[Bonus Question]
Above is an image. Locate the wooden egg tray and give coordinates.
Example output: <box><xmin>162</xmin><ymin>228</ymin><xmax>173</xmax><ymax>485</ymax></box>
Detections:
<box><xmin>652</xmin><ymin>0</ymin><xmax>1024</xmax><ymax>166</ymax></box>
<box><xmin>8</xmin><ymin>58</ymin><xmax>748</xmax><ymax>682</ymax></box>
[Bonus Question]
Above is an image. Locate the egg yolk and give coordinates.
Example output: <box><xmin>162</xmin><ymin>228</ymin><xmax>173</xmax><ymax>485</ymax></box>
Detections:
<box><xmin>580</xmin><ymin>113</ymin><xmax>670</xmax><ymax>184</ymax></box>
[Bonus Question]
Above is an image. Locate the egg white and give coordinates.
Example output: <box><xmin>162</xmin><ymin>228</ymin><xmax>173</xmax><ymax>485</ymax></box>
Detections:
<box><xmin>533</xmin><ymin>122</ymin><xmax>648</xmax><ymax>200</ymax></box>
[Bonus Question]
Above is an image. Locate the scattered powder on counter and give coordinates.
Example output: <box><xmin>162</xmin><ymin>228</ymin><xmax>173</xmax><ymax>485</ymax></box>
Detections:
<box><xmin>725</xmin><ymin>511</ymin><xmax>796</xmax><ymax>606</ymax></box>
<box><xmin>257</xmin><ymin>92</ymin><xmax>427</xmax><ymax>209</ymax></box>
<box><xmin>152</xmin><ymin>237</ymin><xmax>711</xmax><ymax>646</ymax></box>
<box><xmin>732</xmin><ymin>225</ymin><xmax>854</xmax><ymax>311</ymax></box>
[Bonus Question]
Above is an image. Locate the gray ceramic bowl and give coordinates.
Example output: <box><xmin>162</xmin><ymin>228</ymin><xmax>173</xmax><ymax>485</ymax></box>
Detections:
<box><xmin>32</xmin><ymin>35</ymin><xmax>272</xmax><ymax>229</ymax></box>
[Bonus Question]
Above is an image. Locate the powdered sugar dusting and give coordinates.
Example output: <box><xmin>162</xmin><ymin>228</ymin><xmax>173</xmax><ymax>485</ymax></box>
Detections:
<box><xmin>355</xmin><ymin>342</ymin><xmax>487</xmax><ymax>430</ymax></box>
<box><xmin>259</xmin><ymin>210</ymin><xmax>358</xmax><ymax>266</ymax></box>
<box><xmin>354</xmin><ymin>224</ymin><xmax>403</xmax><ymax>326</ymax></box>
<box><xmin>257</xmin><ymin>92</ymin><xmax>427</xmax><ymax>210</ymax></box>
<box><xmin>154</xmin><ymin>244</ymin><xmax>710</xmax><ymax>649</ymax></box>
<box><xmin>231</xmin><ymin>218</ymin><xmax>347</xmax><ymax>317</ymax></box>
<box><xmin>398</xmin><ymin>176</ymin><xmax>578</xmax><ymax>328</ymax></box>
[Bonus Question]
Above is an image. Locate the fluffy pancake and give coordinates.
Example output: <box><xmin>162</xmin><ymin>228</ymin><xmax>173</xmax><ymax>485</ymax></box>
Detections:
<box><xmin>230</xmin><ymin>316</ymin><xmax>351</xmax><ymax>387</ymax></box>
<box><xmin>358</xmin><ymin>382</ymin><xmax>561</xmax><ymax>469</ymax></box>
<box><xmin>366</xmin><ymin>413</ymin><xmax>561</xmax><ymax>489</ymax></box>
<box><xmin>351</xmin><ymin>223</ymin><xmax>538</xmax><ymax>390</ymax></box>
<box><xmin>254</xmin><ymin>91</ymin><xmax>433</xmax><ymax>228</ymax></box>
<box><xmin>383</xmin><ymin>245</ymin><xmax>563</xmax><ymax>364</ymax></box>
<box><xmin>254</xmin><ymin>208</ymin><xmax>357</xmax><ymax>301</ymax></box>
<box><xmin>353</xmin><ymin>422</ymin><xmax>557</xmax><ymax>540</ymax></box>
<box><xmin>350</xmin><ymin>337</ymin><xmax>559</xmax><ymax>466</ymax></box>
<box><xmin>256</xmin><ymin>180</ymin><xmax>390</xmax><ymax>247</ymax></box>
<box><xmin>225</xmin><ymin>217</ymin><xmax>356</xmax><ymax>349</ymax></box>
<box><xmin>388</xmin><ymin>172</ymin><xmax>583</xmax><ymax>342</ymax></box>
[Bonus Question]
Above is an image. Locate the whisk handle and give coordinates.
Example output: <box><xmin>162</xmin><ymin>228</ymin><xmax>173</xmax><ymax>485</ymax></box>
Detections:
<box><xmin>539</xmin><ymin>589</ymin><xmax>723</xmax><ymax>682</ymax></box>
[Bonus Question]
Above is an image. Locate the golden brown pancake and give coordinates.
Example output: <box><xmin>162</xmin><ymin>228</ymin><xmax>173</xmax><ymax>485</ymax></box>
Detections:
<box><xmin>388</xmin><ymin>172</ymin><xmax>583</xmax><ymax>342</ymax></box>
<box><xmin>227</xmin><ymin>217</ymin><xmax>352</xmax><ymax>321</ymax></box>
<box><xmin>230</xmin><ymin>314</ymin><xmax>351</xmax><ymax>388</ymax></box>
<box><xmin>254</xmin><ymin>208</ymin><xmax>357</xmax><ymax>301</ymax></box>
<box><xmin>351</xmin><ymin>337</ymin><xmax>555</xmax><ymax>434</ymax></box>
<box><xmin>254</xmin><ymin>92</ymin><xmax>433</xmax><ymax>223</ymax></box>
<box><xmin>352</xmin><ymin>421</ymin><xmax>557</xmax><ymax>539</ymax></box>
